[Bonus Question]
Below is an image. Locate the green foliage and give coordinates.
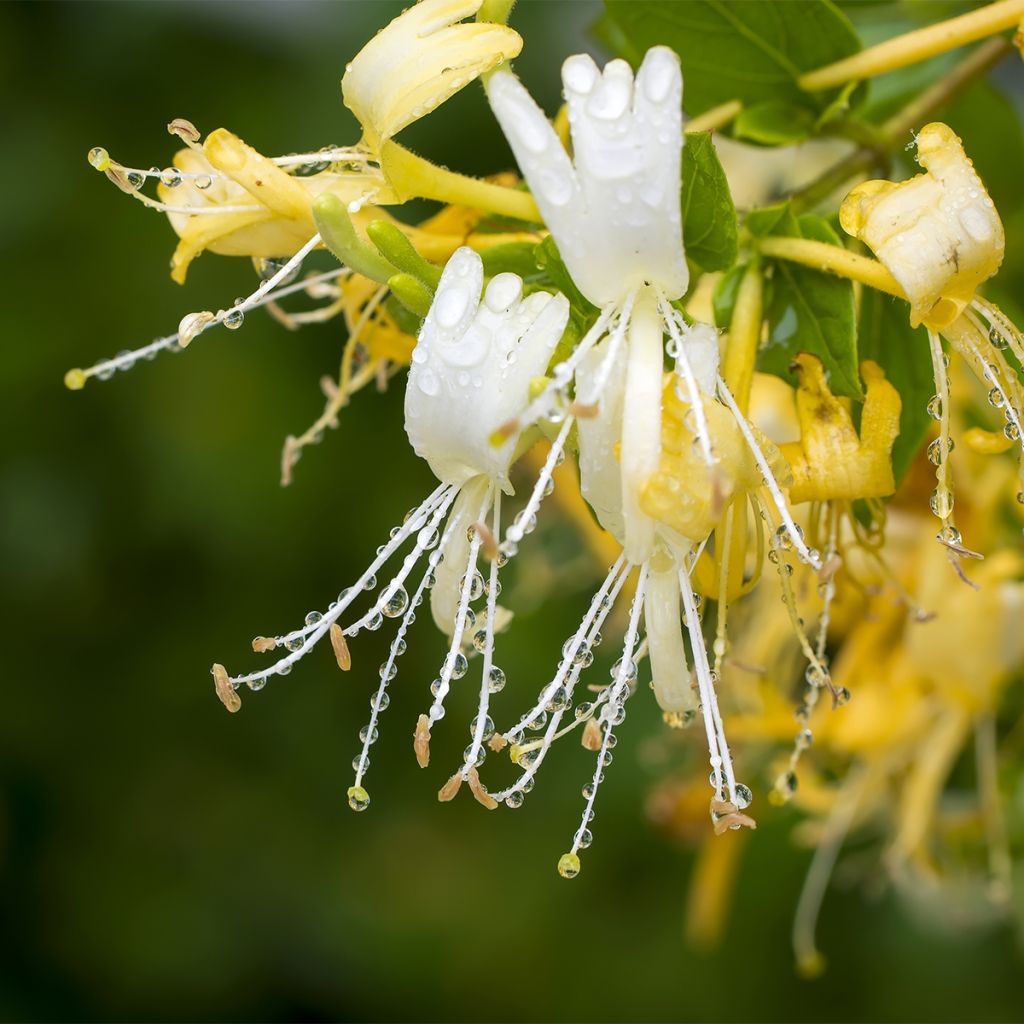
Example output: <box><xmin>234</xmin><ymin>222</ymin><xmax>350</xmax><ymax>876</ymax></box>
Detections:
<box><xmin>602</xmin><ymin>0</ymin><xmax>861</xmax><ymax>115</ymax></box>
<box><xmin>749</xmin><ymin>203</ymin><xmax>862</xmax><ymax>398</ymax></box>
<box><xmin>857</xmin><ymin>289</ymin><xmax>934</xmax><ymax>484</ymax></box>
<box><xmin>733</xmin><ymin>101</ymin><xmax>817</xmax><ymax>146</ymax></box>
<box><xmin>681</xmin><ymin>132</ymin><xmax>738</xmax><ymax>271</ymax></box>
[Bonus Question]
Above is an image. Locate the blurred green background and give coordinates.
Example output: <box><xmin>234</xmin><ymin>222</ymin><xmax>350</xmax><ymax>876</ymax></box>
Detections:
<box><xmin>3</xmin><ymin>1</ymin><xmax>1023</xmax><ymax>1020</ymax></box>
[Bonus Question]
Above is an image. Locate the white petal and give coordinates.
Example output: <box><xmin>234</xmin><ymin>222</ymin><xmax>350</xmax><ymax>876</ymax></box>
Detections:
<box><xmin>488</xmin><ymin>48</ymin><xmax>688</xmax><ymax>306</ymax></box>
<box><xmin>405</xmin><ymin>247</ymin><xmax>569</xmax><ymax>490</ymax></box>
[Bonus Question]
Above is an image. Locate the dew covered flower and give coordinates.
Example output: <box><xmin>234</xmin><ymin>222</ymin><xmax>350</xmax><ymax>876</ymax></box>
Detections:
<box><xmin>213</xmin><ymin>246</ymin><xmax>569</xmax><ymax>814</ymax></box>
<box><xmin>840</xmin><ymin>122</ymin><xmax>1024</xmax><ymax>562</ymax></box>
<box><xmin>70</xmin><ymin>0</ymin><xmax>525</xmax><ymax>393</ymax></box>
<box><xmin>479</xmin><ymin>48</ymin><xmax>842</xmax><ymax>872</ymax></box>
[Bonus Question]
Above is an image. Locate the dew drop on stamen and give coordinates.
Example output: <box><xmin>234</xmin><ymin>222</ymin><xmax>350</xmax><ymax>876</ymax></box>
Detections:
<box><xmin>382</xmin><ymin>586</ymin><xmax>409</xmax><ymax>618</ymax></box>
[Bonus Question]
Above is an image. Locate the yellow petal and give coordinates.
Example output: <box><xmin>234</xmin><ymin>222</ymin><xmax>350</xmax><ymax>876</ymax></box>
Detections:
<box><xmin>342</xmin><ymin>0</ymin><xmax>522</xmax><ymax>154</ymax></box>
<box><xmin>779</xmin><ymin>355</ymin><xmax>899</xmax><ymax>503</ymax></box>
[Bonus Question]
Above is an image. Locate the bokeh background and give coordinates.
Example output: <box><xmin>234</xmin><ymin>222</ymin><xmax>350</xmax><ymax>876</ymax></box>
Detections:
<box><xmin>3</xmin><ymin>1</ymin><xmax>1024</xmax><ymax>1020</ymax></box>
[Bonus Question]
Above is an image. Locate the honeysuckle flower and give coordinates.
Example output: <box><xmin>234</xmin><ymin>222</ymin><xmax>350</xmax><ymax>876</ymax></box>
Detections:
<box><xmin>71</xmin><ymin>0</ymin><xmax>525</xmax><ymax>398</ymax></box>
<box><xmin>342</xmin><ymin>0</ymin><xmax>522</xmax><ymax>156</ymax></box>
<box><xmin>702</xmin><ymin>413</ymin><xmax>1024</xmax><ymax>973</ymax></box>
<box><xmin>840</xmin><ymin>122</ymin><xmax>1024</xmax><ymax>557</ymax></box>
<box><xmin>211</xmin><ymin>246</ymin><xmax>569</xmax><ymax>813</ymax></box>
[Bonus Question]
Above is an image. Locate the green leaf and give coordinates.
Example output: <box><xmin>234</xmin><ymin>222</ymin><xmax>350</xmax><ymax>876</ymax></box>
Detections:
<box><xmin>712</xmin><ymin>263</ymin><xmax>748</xmax><ymax>328</ymax></box>
<box><xmin>602</xmin><ymin>0</ymin><xmax>861</xmax><ymax>116</ymax></box>
<box><xmin>755</xmin><ymin>206</ymin><xmax>862</xmax><ymax>398</ymax></box>
<box><xmin>479</xmin><ymin>241</ymin><xmax>543</xmax><ymax>280</ymax></box>
<box><xmin>681</xmin><ymin>132</ymin><xmax>738</xmax><ymax>272</ymax></box>
<box><xmin>733</xmin><ymin>101</ymin><xmax>816</xmax><ymax>146</ymax></box>
<box><xmin>946</xmin><ymin>80</ymin><xmax>1024</xmax><ymax>222</ymax></box>
<box><xmin>857</xmin><ymin>288</ymin><xmax>934</xmax><ymax>485</ymax></box>
<box><xmin>534</xmin><ymin>236</ymin><xmax>597</xmax><ymax>317</ymax></box>
<box><xmin>746</xmin><ymin>201</ymin><xmax>799</xmax><ymax>238</ymax></box>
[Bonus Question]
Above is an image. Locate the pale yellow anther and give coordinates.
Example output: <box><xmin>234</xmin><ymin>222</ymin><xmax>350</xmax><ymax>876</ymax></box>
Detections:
<box><xmin>212</xmin><ymin>663</ymin><xmax>241</xmax><ymax>713</ymax></box>
<box><xmin>467</xmin><ymin>766</ymin><xmax>498</xmax><ymax>810</ymax></box>
<box><xmin>167</xmin><ymin>118</ymin><xmax>200</xmax><ymax>144</ymax></box>
<box><xmin>487</xmin><ymin>733</ymin><xmax>508</xmax><ymax>753</ymax></box>
<box><xmin>581</xmin><ymin>719</ymin><xmax>603</xmax><ymax>752</ymax></box>
<box><xmin>779</xmin><ymin>355</ymin><xmax>900</xmax><ymax>503</ymax></box>
<box><xmin>251</xmin><ymin>636</ymin><xmax>278</xmax><ymax>654</ymax></box>
<box><xmin>328</xmin><ymin>623</ymin><xmax>352</xmax><ymax>671</ymax></box>
<box><xmin>438</xmin><ymin>773</ymin><xmax>463</xmax><ymax>802</ymax></box>
<box><xmin>342</xmin><ymin>0</ymin><xmax>522</xmax><ymax>155</ymax></box>
<box><xmin>840</xmin><ymin>122</ymin><xmax>1004</xmax><ymax>330</ymax></box>
<box><xmin>414</xmin><ymin>713</ymin><xmax>432</xmax><ymax>768</ymax></box>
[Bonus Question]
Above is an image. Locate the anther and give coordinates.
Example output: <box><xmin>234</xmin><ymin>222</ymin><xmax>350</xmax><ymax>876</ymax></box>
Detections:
<box><xmin>167</xmin><ymin>118</ymin><xmax>201</xmax><ymax>143</ymax></box>
<box><xmin>581</xmin><ymin>718</ymin><xmax>603</xmax><ymax>751</ymax></box>
<box><xmin>467</xmin><ymin>767</ymin><xmax>498</xmax><ymax>810</ymax></box>
<box><xmin>251</xmin><ymin>636</ymin><xmax>278</xmax><ymax>653</ymax></box>
<box><xmin>568</xmin><ymin>401</ymin><xmax>599</xmax><ymax>419</ymax></box>
<box><xmin>329</xmin><ymin>623</ymin><xmax>352</xmax><ymax>670</ymax></box>
<box><xmin>438</xmin><ymin>773</ymin><xmax>463</xmax><ymax>802</ymax></box>
<box><xmin>414</xmin><ymin>714</ymin><xmax>432</xmax><ymax>768</ymax></box>
<box><xmin>473</xmin><ymin>521</ymin><xmax>499</xmax><ymax>561</ymax></box>
<box><xmin>488</xmin><ymin>733</ymin><xmax>508</xmax><ymax>753</ymax></box>
<box><xmin>177</xmin><ymin>311</ymin><xmax>216</xmax><ymax>348</ymax></box>
<box><xmin>212</xmin><ymin>663</ymin><xmax>241</xmax><ymax>713</ymax></box>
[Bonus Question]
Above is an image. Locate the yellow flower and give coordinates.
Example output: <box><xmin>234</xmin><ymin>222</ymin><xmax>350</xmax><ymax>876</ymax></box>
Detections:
<box><xmin>779</xmin><ymin>355</ymin><xmax>900</xmax><ymax>503</ymax></box>
<box><xmin>840</xmin><ymin>122</ymin><xmax>1004</xmax><ymax>331</ymax></box>
<box><xmin>342</xmin><ymin>0</ymin><xmax>522</xmax><ymax>156</ymax></box>
<box><xmin>640</xmin><ymin>377</ymin><xmax>764</xmax><ymax>544</ymax></box>
<box><xmin>159</xmin><ymin>129</ymin><xmax>393</xmax><ymax>284</ymax></box>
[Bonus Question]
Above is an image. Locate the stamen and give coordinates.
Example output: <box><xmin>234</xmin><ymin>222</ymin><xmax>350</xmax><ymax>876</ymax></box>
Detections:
<box><xmin>329</xmin><ymin>624</ymin><xmax>352</xmax><ymax>671</ymax></box>
<box><xmin>501</xmin><ymin>554</ymin><xmax>628</xmax><ymax>743</ymax></box>
<box><xmin>658</xmin><ymin>294</ymin><xmax>715</xmax><ymax>467</ymax></box>
<box><xmin>227</xmin><ymin>482</ymin><xmax>452</xmax><ymax>689</ymax></box>
<box><xmin>679</xmin><ymin>562</ymin><xmax>739</xmax><ymax>806</ymax></box>
<box><xmin>925</xmin><ymin>330</ymin><xmax>969</xmax><ymax>573</ymax></box>
<box><xmin>792</xmin><ymin>768</ymin><xmax>866</xmax><ymax>978</ymax></box>
<box><xmin>211</xmin><ymin>663</ymin><xmax>241</xmax><ymax>713</ymax></box>
<box><xmin>65</xmin><ymin>267</ymin><xmax>344</xmax><ymax>390</ymax></box>
<box><xmin>462</xmin><ymin>493</ymin><xmax>503</xmax><ymax>779</ymax></box>
<box><xmin>504</xmin><ymin>418</ymin><xmax>572</xmax><ymax>548</ymax></box>
<box><xmin>426</xmin><ymin>485</ymin><xmax>495</xmax><ymax>724</ymax></box>
<box><xmin>506</xmin><ymin>300</ymin><xmax>622</xmax><ymax>438</ymax></box>
<box><xmin>717</xmin><ymin>375</ymin><xmax>822</xmax><ymax>571</ymax></box>
<box><xmin>561</xmin><ymin>564</ymin><xmax>648</xmax><ymax>876</ymax></box>
<box><xmin>490</xmin><ymin>557</ymin><xmax>631</xmax><ymax>804</ymax></box>
<box><xmin>782</xmin><ymin>502</ymin><xmax>840</xmax><ymax>792</ymax></box>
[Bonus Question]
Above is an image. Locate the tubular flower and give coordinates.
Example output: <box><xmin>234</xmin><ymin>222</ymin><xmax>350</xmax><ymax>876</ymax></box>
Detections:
<box><xmin>480</xmin><ymin>48</ymin><xmax>836</xmax><ymax>873</ymax></box>
<box><xmin>840</xmin><ymin>122</ymin><xmax>1024</xmax><ymax>558</ymax></box>
<box><xmin>212</xmin><ymin>247</ymin><xmax>570</xmax><ymax>814</ymax></box>
<box><xmin>71</xmin><ymin>0</ymin><xmax>526</xmax><ymax>394</ymax></box>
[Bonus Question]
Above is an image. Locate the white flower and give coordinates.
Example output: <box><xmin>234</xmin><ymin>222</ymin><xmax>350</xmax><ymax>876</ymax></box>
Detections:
<box><xmin>405</xmin><ymin>246</ymin><xmax>569</xmax><ymax>493</ymax></box>
<box><xmin>487</xmin><ymin>47</ymin><xmax>687</xmax><ymax>306</ymax></box>
<box><xmin>210</xmin><ymin>247</ymin><xmax>570</xmax><ymax>814</ymax></box>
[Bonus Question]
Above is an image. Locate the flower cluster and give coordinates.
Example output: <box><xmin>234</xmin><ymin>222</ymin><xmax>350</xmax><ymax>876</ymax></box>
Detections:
<box><xmin>74</xmin><ymin>0</ymin><xmax>1024</xmax><ymax>933</ymax></box>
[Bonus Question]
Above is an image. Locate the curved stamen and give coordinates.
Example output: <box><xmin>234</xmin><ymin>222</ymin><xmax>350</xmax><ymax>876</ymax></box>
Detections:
<box><xmin>717</xmin><ymin>375</ymin><xmax>823</xmax><ymax>571</ymax></box>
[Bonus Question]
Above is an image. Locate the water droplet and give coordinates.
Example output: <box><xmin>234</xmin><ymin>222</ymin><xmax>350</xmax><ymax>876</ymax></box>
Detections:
<box><xmin>926</xmin><ymin>395</ymin><xmax>943</xmax><ymax>421</ymax></box>
<box><xmin>382</xmin><ymin>586</ymin><xmax>409</xmax><ymax>618</ymax></box>
<box><xmin>487</xmin><ymin>666</ymin><xmax>506</xmax><ymax>693</ymax></box>
<box><xmin>223</xmin><ymin>307</ymin><xmax>244</xmax><ymax>330</ymax></box>
<box><xmin>347</xmin><ymin>785</ymin><xmax>370</xmax><ymax>812</ymax></box>
<box><xmin>557</xmin><ymin>852</ymin><xmax>581</xmax><ymax>879</ymax></box>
